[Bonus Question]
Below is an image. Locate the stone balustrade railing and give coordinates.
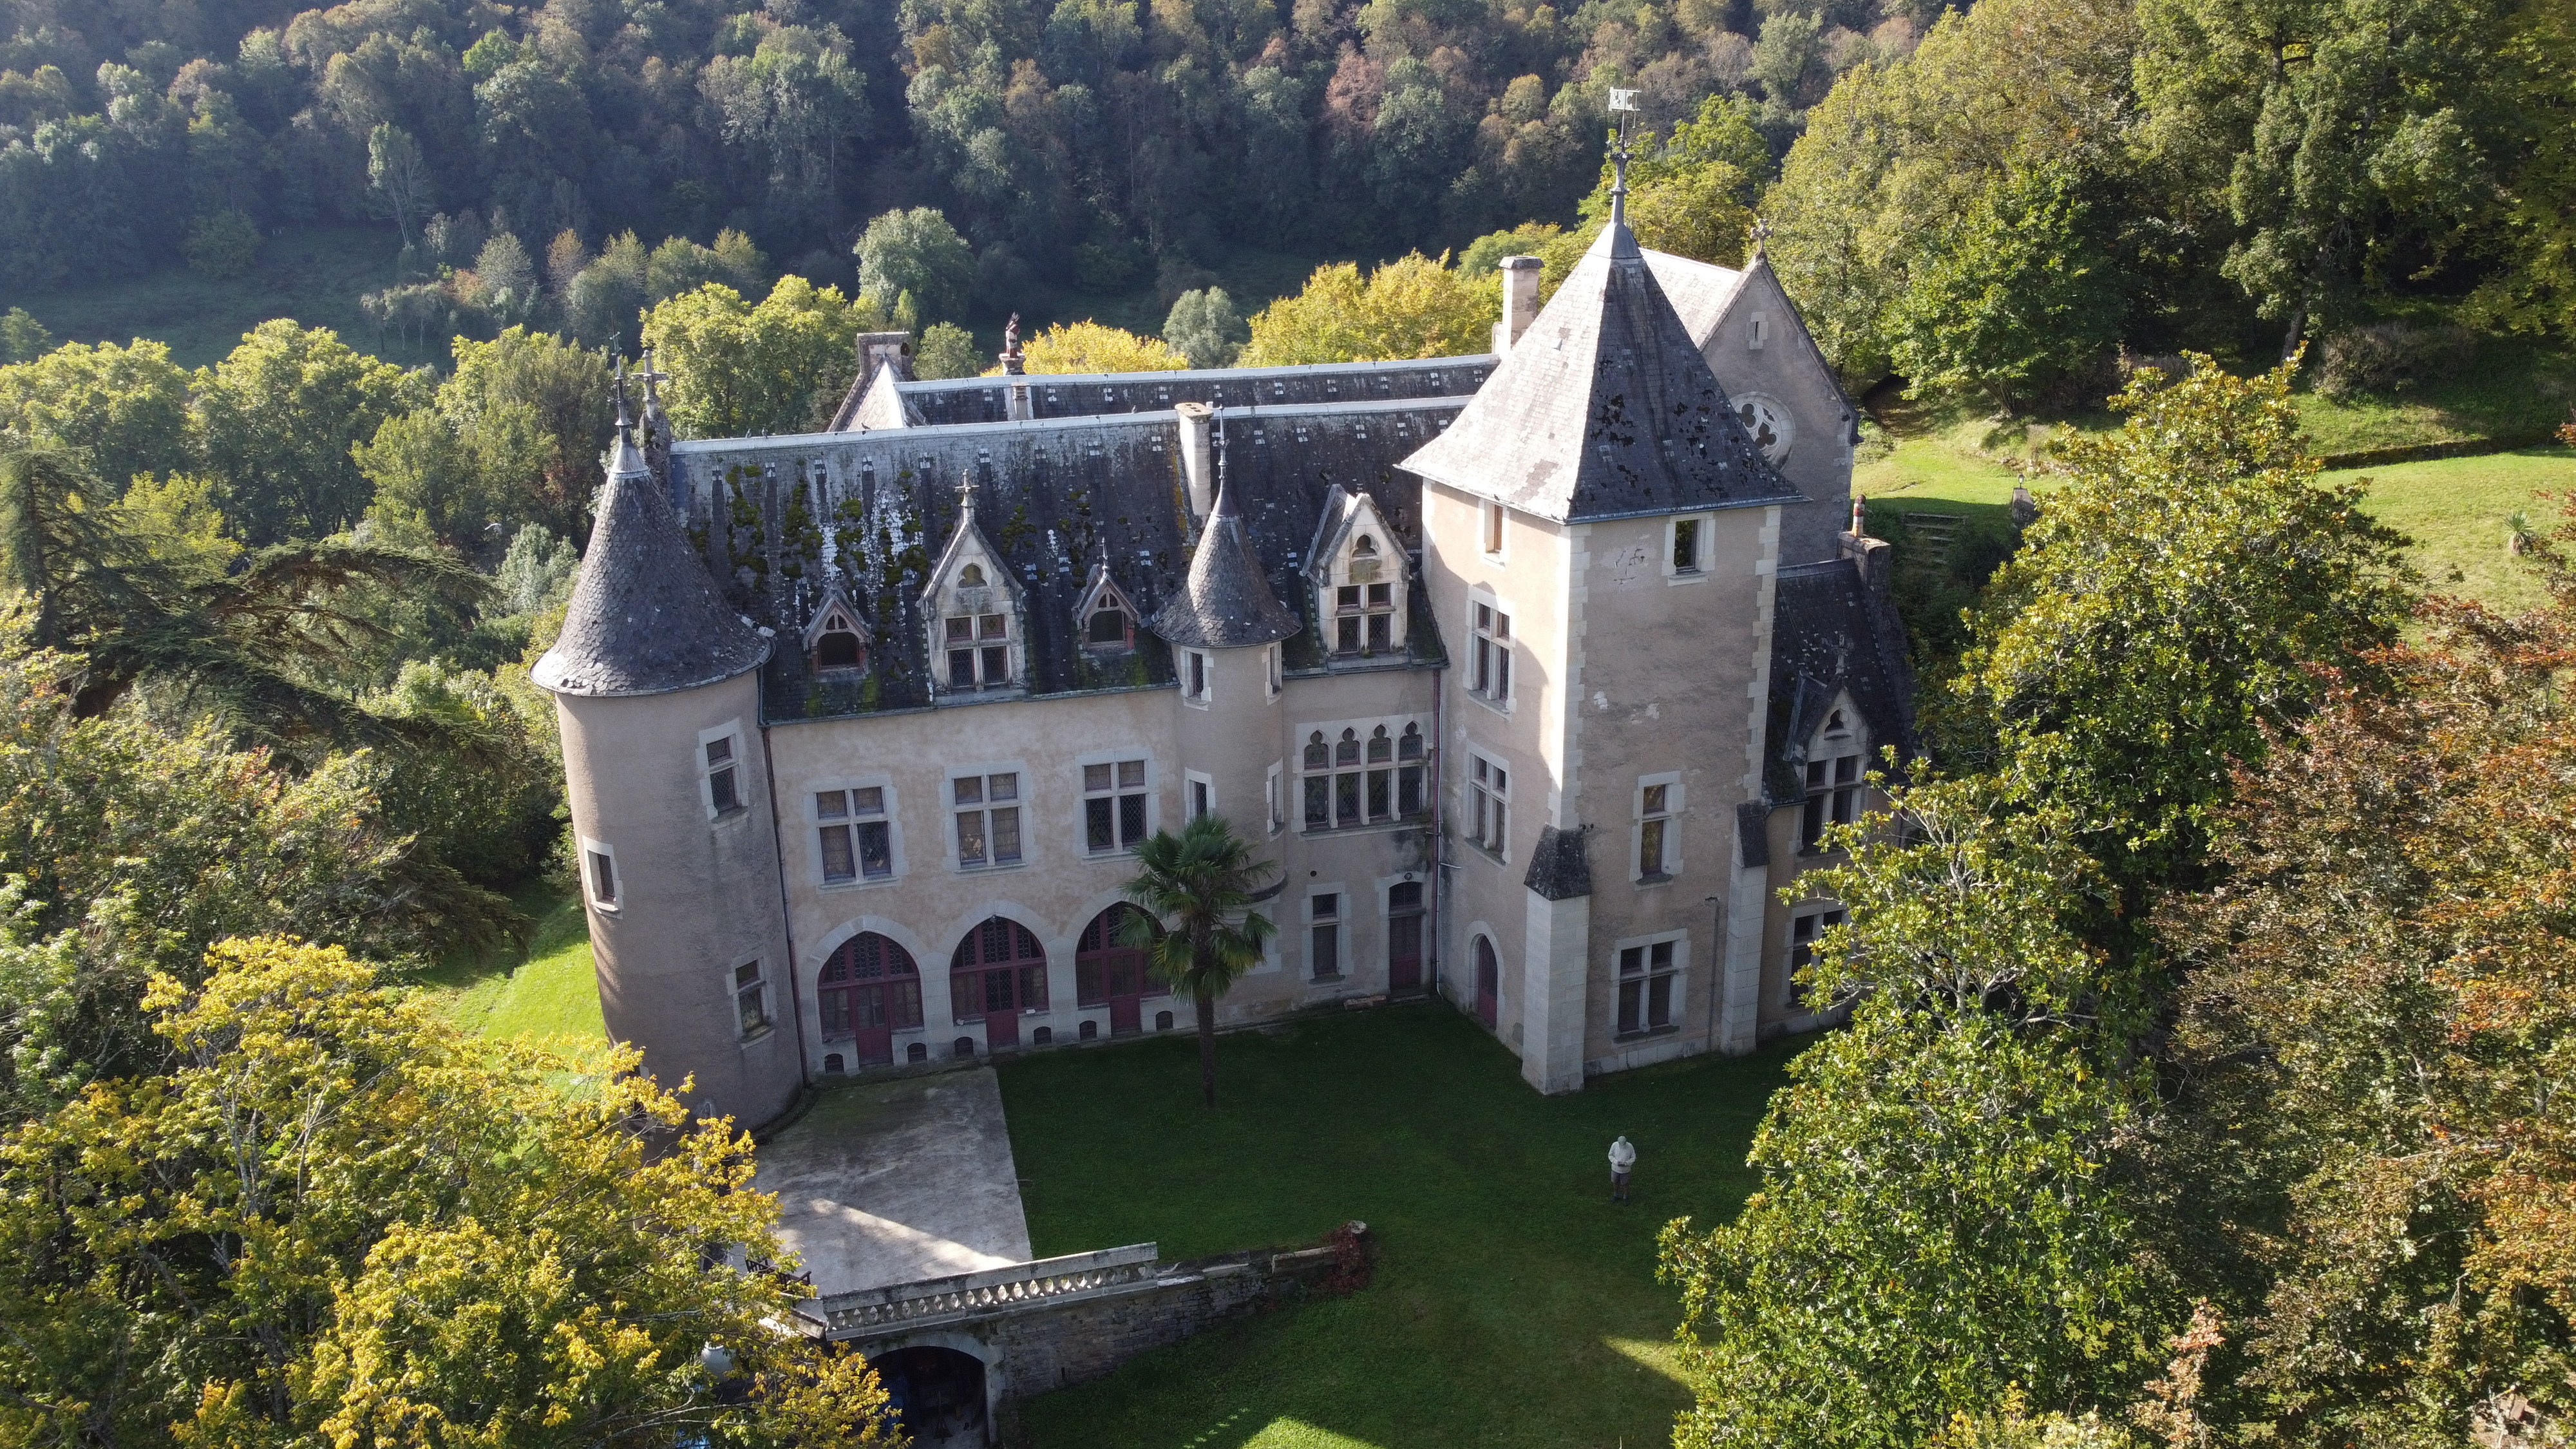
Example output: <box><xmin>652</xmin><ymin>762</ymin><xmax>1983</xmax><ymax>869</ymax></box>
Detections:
<box><xmin>804</xmin><ymin>1242</ymin><xmax>1162</xmax><ymax>1337</ymax></box>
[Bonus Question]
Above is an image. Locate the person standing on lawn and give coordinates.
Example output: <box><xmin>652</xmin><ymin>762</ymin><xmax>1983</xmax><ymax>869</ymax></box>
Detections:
<box><xmin>1609</xmin><ymin>1135</ymin><xmax>1636</xmax><ymax>1202</ymax></box>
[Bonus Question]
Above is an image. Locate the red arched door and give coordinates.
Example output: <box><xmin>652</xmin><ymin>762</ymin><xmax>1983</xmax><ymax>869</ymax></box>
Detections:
<box><xmin>1076</xmin><ymin>905</ymin><xmax>1166</xmax><ymax>1036</ymax></box>
<box><xmin>1473</xmin><ymin>935</ymin><xmax>1499</xmax><ymax>1027</ymax></box>
<box><xmin>820</xmin><ymin>933</ymin><xmax>921</xmax><ymax>1067</ymax></box>
<box><xmin>952</xmin><ymin>917</ymin><xmax>1046</xmax><ymax>1050</ymax></box>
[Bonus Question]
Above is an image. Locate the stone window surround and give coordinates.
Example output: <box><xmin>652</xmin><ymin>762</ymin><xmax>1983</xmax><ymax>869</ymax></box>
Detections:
<box><xmin>1631</xmin><ymin>770</ymin><xmax>1685</xmax><ymax>884</ymax></box>
<box><xmin>580</xmin><ymin>835</ymin><xmax>620</xmax><ymax>914</ymax></box>
<box><xmin>1075</xmin><ymin>749</ymin><xmax>1157</xmax><ymax>857</ymax></box>
<box><xmin>1304</xmin><ymin>883</ymin><xmax>1347</xmax><ymax>983</ymax></box>
<box><xmin>945</xmin><ymin>759</ymin><xmax>1036</xmax><ymax>872</ymax></box>
<box><xmin>696</xmin><ymin>718</ymin><xmax>750</xmax><ymax>824</ymax></box>
<box><xmin>1663</xmin><ymin>512</ymin><xmax>1714</xmax><ymax>585</ymax></box>
<box><xmin>809</xmin><ymin>773</ymin><xmax>904</xmax><ymax>889</ymax></box>
<box><xmin>1611</xmin><ymin>927</ymin><xmax>1691</xmax><ymax>1041</ymax></box>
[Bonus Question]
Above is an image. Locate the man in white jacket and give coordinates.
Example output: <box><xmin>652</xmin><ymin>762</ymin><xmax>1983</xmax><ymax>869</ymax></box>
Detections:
<box><xmin>1609</xmin><ymin>1135</ymin><xmax>1636</xmax><ymax>1203</ymax></box>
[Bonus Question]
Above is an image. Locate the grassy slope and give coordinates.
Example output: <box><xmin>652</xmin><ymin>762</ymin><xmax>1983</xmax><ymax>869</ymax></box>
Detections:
<box><xmin>10</xmin><ymin>225</ymin><xmax>451</xmax><ymax>371</ymax></box>
<box><xmin>1858</xmin><ymin>415</ymin><xmax>2576</xmax><ymax>617</ymax></box>
<box><xmin>415</xmin><ymin>878</ymin><xmax>606</xmax><ymax>1041</ymax></box>
<box><xmin>1000</xmin><ymin>1005</ymin><xmax>1794</xmax><ymax>1449</ymax></box>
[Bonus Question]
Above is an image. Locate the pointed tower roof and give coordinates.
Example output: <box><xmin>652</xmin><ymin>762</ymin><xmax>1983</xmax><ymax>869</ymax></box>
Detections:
<box><xmin>1149</xmin><ymin>424</ymin><xmax>1300</xmax><ymax>649</ymax></box>
<box><xmin>533</xmin><ymin>369</ymin><xmax>770</xmax><ymax>697</ymax></box>
<box><xmin>1397</xmin><ymin>222</ymin><xmax>1799</xmax><ymax>523</ymax></box>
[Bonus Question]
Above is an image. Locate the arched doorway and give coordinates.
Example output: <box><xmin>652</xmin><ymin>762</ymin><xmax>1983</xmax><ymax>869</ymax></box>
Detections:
<box><xmin>1473</xmin><ymin>935</ymin><xmax>1499</xmax><ymax>1027</ymax></box>
<box><xmin>870</xmin><ymin>1344</ymin><xmax>987</xmax><ymax>1445</ymax></box>
<box><xmin>819</xmin><ymin>933</ymin><xmax>922</xmax><ymax>1067</ymax></box>
<box><xmin>1075</xmin><ymin>904</ymin><xmax>1166</xmax><ymax>1036</ymax></box>
<box><xmin>952</xmin><ymin>917</ymin><xmax>1046</xmax><ymax>1050</ymax></box>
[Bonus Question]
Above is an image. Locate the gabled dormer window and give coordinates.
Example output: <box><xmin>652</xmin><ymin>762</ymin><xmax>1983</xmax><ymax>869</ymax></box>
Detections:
<box><xmin>1072</xmin><ymin>554</ymin><xmax>1139</xmax><ymax>653</ymax></box>
<box><xmin>1305</xmin><ymin>489</ymin><xmax>1409</xmax><ymax>662</ymax></box>
<box><xmin>803</xmin><ymin>588</ymin><xmax>871</xmax><ymax>676</ymax></box>
<box><xmin>923</xmin><ymin>477</ymin><xmax>1026</xmax><ymax>698</ymax></box>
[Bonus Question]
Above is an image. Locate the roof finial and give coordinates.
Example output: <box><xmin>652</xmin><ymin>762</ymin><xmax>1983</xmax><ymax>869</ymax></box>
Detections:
<box><xmin>612</xmin><ymin>352</ymin><xmax>634</xmax><ymax>444</ymax></box>
<box><xmin>1212</xmin><ymin>417</ymin><xmax>1233</xmax><ymax>517</ymax></box>
<box><xmin>1607</xmin><ymin>88</ymin><xmax>1640</xmax><ymax>232</ymax></box>
<box><xmin>638</xmin><ymin>344</ymin><xmax>668</xmax><ymax>410</ymax></box>
<box><xmin>1750</xmin><ymin>214</ymin><xmax>1772</xmax><ymax>257</ymax></box>
<box><xmin>958</xmin><ymin>468</ymin><xmax>977</xmax><ymax>517</ymax></box>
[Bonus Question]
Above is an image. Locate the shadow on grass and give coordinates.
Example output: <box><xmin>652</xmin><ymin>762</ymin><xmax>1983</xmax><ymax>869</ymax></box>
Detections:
<box><xmin>998</xmin><ymin>1003</ymin><xmax>1804</xmax><ymax>1449</ymax></box>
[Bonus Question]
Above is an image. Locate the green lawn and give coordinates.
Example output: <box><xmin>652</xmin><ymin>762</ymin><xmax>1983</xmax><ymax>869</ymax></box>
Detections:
<box><xmin>414</xmin><ymin>878</ymin><xmax>607</xmax><ymax>1042</ymax></box>
<box><xmin>2332</xmin><ymin>446</ymin><xmax>2576</xmax><ymax>617</ymax></box>
<box><xmin>998</xmin><ymin>1005</ymin><xmax>1795</xmax><ymax>1449</ymax></box>
<box><xmin>11</xmin><ymin>225</ymin><xmax>446</xmax><ymax>371</ymax></box>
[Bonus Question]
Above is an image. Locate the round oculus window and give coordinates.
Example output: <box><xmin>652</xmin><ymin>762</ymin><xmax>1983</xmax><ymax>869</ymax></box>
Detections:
<box><xmin>1736</xmin><ymin>394</ymin><xmax>1794</xmax><ymax>464</ymax></box>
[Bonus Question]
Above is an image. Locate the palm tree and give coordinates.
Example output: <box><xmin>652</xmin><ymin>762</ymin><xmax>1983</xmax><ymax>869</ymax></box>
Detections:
<box><xmin>1120</xmin><ymin>813</ymin><xmax>1278</xmax><ymax>1108</ymax></box>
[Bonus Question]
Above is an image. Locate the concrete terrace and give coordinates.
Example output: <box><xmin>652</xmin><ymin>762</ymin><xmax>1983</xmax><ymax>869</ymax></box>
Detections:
<box><xmin>756</xmin><ymin>1068</ymin><xmax>1034</xmax><ymax>1296</ymax></box>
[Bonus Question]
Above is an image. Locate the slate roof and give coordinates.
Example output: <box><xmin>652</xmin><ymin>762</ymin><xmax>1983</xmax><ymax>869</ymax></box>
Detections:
<box><xmin>667</xmin><ymin>397</ymin><xmax>1460</xmax><ymax>720</ymax></box>
<box><xmin>1150</xmin><ymin>437</ymin><xmax>1302</xmax><ymax>649</ymax></box>
<box><xmin>1398</xmin><ymin>222</ymin><xmax>1801</xmax><ymax>523</ymax></box>
<box><xmin>1759</xmin><ymin>554</ymin><xmax>1918</xmax><ymax>807</ymax></box>
<box><xmin>830</xmin><ymin>355</ymin><xmax>1494</xmax><ymax>430</ymax></box>
<box><xmin>534</xmin><ymin>431</ymin><xmax>772</xmax><ymax>697</ymax></box>
<box><xmin>1524</xmin><ymin>824</ymin><xmax>1595</xmax><ymax>901</ymax></box>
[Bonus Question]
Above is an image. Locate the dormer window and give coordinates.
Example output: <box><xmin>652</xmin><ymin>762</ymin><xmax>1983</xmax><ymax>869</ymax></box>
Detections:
<box><xmin>1801</xmin><ymin>701</ymin><xmax>1866</xmax><ymax>851</ymax></box>
<box><xmin>923</xmin><ymin>477</ymin><xmax>1025</xmax><ymax>698</ymax></box>
<box><xmin>804</xmin><ymin>591</ymin><xmax>871</xmax><ymax>676</ymax></box>
<box><xmin>1308</xmin><ymin>491</ymin><xmax>1408</xmax><ymax>662</ymax></box>
<box><xmin>1073</xmin><ymin>554</ymin><xmax>1140</xmax><ymax>654</ymax></box>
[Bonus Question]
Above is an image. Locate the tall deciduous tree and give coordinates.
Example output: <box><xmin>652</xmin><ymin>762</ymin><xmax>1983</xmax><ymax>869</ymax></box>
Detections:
<box><xmin>0</xmin><ymin>936</ymin><xmax>902</xmax><ymax>1445</ymax></box>
<box><xmin>1121</xmin><ymin>813</ymin><xmax>1277</xmax><ymax>1108</ymax></box>
<box><xmin>192</xmin><ymin>321</ymin><xmax>429</xmax><ymax>545</ymax></box>
<box><xmin>1946</xmin><ymin>355</ymin><xmax>2414</xmax><ymax>893</ymax></box>
<box><xmin>1760</xmin><ymin>0</ymin><xmax>2141</xmax><ymax>386</ymax></box>
<box><xmin>2150</xmin><ymin>560</ymin><xmax>2576</xmax><ymax>1448</ymax></box>
<box><xmin>364</xmin><ymin>122</ymin><xmax>433</xmax><ymax>245</ymax></box>
<box><xmin>0</xmin><ymin>338</ymin><xmax>194</xmax><ymax>492</ymax></box>
<box><xmin>1239</xmin><ymin>252</ymin><xmax>1499</xmax><ymax>365</ymax></box>
<box><xmin>1021</xmin><ymin>320</ymin><xmax>1188</xmax><ymax>373</ymax></box>
<box><xmin>1662</xmin><ymin>776</ymin><xmax>2171</xmax><ymax>1449</ymax></box>
<box><xmin>644</xmin><ymin>277</ymin><xmax>876</xmax><ymax>439</ymax></box>
<box><xmin>855</xmin><ymin>207</ymin><xmax>977</xmax><ymax>325</ymax></box>
<box><xmin>2136</xmin><ymin>0</ymin><xmax>2522</xmax><ymax>357</ymax></box>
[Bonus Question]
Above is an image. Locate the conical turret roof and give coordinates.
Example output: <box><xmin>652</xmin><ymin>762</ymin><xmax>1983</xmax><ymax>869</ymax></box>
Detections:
<box><xmin>533</xmin><ymin>430</ymin><xmax>770</xmax><ymax>697</ymax></box>
<box><xmin>1149</xmin><ymin>439</ymin><xmax>1300</xmax><ymax>649</ymax></box>
<box><xmin>1399</xmin><ymin>223</ymin><xmax>1798</xmax><ymax>522</ymax></box>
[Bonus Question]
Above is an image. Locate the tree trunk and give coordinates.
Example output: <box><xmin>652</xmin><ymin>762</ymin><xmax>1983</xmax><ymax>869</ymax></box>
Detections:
<box><xmin>1194</xmin><ymin>981</ymin><xmax>1218</xmax><ymax>1108</ymax></box>
<box><xmin>2279</xmin><ymin>303</ymin><xmax>2307</xmax><ymax>365</ymax></box>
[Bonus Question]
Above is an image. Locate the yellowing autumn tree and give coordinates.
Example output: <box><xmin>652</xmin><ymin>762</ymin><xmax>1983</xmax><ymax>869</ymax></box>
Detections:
<box><xmin>0</xmin><ymin>937</ymin><xmax>901</xmax><ymax>1448</ymax></box>
<box><xmin>1013</xmin><ymin>319</ymin><xmax>1189</xmax><ymax>374</ymax></box>
<box><xmin>1240</xmin><ymin>253</ymin><xmax>1500</xmax><ymax>365</ymax></box>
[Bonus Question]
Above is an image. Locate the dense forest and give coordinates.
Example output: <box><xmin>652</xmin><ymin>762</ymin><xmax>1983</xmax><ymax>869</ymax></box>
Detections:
<box><xmin>0</xmin><ymin>0</ymin><xmax>1917</xmax><ymax>301</ymax></box>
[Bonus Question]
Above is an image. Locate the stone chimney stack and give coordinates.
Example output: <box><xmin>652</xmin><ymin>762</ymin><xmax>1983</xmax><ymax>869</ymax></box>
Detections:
<box><xmin>1174</xmin><ymin>401</ymin><xmax>1216</xmax><ymax>519</ymax></box>
<box><xmin>855</xmin><ymin>330</ymin><xmax>913</xmax><ymax>383</ymax></box>
<box><xmin>1493</xmin><ymin>256</ymin><xmax>1542</xmax><ymax>353</ymax></box>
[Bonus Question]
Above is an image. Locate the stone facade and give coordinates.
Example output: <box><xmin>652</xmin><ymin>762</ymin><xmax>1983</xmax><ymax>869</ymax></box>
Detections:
<box><xmin>535</xmin><ymin>222</ymin><xmax>1912</xmax><ymax>1130</ymax></box>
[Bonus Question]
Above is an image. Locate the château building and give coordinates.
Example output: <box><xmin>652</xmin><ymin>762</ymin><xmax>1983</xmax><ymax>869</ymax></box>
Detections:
<box><xmin>533</xmin><ymin>191</ymin><xmax>1915</xmax><ymax>1129</ymax></box>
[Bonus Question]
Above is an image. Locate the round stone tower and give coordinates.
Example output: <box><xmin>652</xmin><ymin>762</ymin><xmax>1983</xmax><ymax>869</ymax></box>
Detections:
<box><xmin>1150</xmin><ymin>421</ymin><xmax>1302</xmax><ymax>867</ymax></box>
<box><xmin>533</xmin><ymin>393</ymin><xmax>801</xmax><ymax>1130</ymax></box>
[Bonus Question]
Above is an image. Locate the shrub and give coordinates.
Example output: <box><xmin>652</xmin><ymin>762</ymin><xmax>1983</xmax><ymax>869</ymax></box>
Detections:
<box><xmin>182</xmin><ymin>210</ymin><xmax>260</xmax><ymax>279</ymax></box>
<box><xmin>2313</xmin><ymin>321</ymin><xmax>2477</xmax><ymax>397</ymax></box>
